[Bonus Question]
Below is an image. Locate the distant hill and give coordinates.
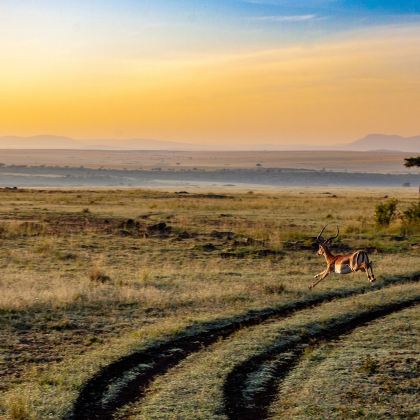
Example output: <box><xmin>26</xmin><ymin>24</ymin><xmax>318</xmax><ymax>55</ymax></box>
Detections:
<box><xmin>346</xmin><ymin>134</ymin><xmax>420</xmax><ymax>152</ymax></box>
<box><xmin>0</xmin><ymin>135</ymin><xmax>83</xmax><ymax>149</ymax></box>
<box><xmin>0</xmin><ymin>135</ymin><xmax>198</xmax><ymax>150</ymax></box>
<box><xmin>1</xmin><ymin>133</ymin><xmax>419</xmax><ymax>152</ymax></box>
<box><xmin>88</xmin><ymin>138</ymin><xmax>198</xmax><ymax>150</ymax></box>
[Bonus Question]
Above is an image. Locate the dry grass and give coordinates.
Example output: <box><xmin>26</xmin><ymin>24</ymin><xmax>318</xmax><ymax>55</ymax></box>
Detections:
<box><xmin>0</xmin><ymin>187</ymin><xmax>418</xmax><ymax>418</ymax></box>
<box><xmin>270</xmin><ymin>305</ymin><xmax>419</xmax><ymax>419</ymax></box>
<box><xmin>129</xmin><ymin>283</ymin><xmax>419</xmax><ymax>419</ymax></box>
<box><xmin>0</xmin><ymin>149</ymin><xmax>414</xmax><ymax>172</ymax></box>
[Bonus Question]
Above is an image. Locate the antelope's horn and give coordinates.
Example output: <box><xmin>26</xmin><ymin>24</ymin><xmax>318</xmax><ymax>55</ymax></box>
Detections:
<box><xmin>316</xmin><ymin>224</ymin><xmax>328</xmax><ymax>242</ymax></box>
<box><xmin>326</xmin><ymin>225</ymin><xmax>339</xmax><ymax>243</ymax></box>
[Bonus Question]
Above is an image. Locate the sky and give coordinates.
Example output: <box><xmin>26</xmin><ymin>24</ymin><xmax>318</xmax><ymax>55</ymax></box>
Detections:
<box><xmin>1</xmin><ymin>0</ymin><xmax>420</xmax><ymax>147</ymax></box>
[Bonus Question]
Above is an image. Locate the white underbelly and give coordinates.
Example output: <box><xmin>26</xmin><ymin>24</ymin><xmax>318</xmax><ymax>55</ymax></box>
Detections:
<box><xmin>335</xmin><ymin>264</ymin><xmax>352</xmax><ymax>274</ymax></box>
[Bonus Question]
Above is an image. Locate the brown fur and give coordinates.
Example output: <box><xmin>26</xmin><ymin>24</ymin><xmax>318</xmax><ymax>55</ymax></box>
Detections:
<box><xmin>310</xmin><ymin>242</ymin><xmax>376</xmax><ymax>289</ymax></box>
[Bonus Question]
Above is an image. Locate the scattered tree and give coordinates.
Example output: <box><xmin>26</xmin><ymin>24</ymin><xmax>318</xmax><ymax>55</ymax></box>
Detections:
<box><xmin>404</xmin><ymin>156</ymin><xmax>420</xmax><ymax>167</ymax></box>
<box><xmin>404</xmin><ymin>156</ymin><xmax>420</xmax><ymax>194</ymax></box>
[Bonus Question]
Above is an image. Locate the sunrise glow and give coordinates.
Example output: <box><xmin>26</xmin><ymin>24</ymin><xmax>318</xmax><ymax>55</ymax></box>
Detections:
<box><xmin>1</xmin><ymin>1</ymin><xmax>420</xmax><ymax>146</ymax></box>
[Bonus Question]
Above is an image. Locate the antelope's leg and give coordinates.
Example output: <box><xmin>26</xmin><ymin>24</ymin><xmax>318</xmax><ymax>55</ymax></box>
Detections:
<box><xmin>310</xmin><ymin>269</ymin><xmax>330</xmax><ymax>289</ymax></box>
<box><xmin>368</xmin><ymin>262</ymin><xmax>376</xmax><ymax>283</ymax></box>
<box><xmin>360</xmin><ymin>262</ymin><xmax>374</xmax><ymax>282</ymax></box>
<box><xmin>313</xmin><ymin>271</ymin><xmax>325</xmax><ymax>279</ymax></box>
<box><xmin>313</xmin><ymin>267</ymin><xmax>328</xmax><ymax>280</ymax></box>
<box><xmin>361</xmin><ymin>263</ymin><xmax>370</xmax><ymax>281</ymax></box>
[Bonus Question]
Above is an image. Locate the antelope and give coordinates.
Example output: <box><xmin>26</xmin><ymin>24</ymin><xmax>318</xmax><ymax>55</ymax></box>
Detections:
<box><xmin>309</xmin><ymin>224</ymin><xmax>376</xmax><ymax>289</ymax></box>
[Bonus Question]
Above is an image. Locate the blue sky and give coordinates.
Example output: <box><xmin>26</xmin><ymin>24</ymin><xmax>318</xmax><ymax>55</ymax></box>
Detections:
<box><xmin>3</xmin><ymin>1</ymin><xmax>420</xmax><ymax>55</ymax></box>
<box><xmin>115</xmin><ymin>0</ymin><xmax>420</xmax><ymax>26</ymax></box>
<box><xmin>68</xmin><ymin>1</ymin><xmax>420</xmax><ymax>52</ymax></box>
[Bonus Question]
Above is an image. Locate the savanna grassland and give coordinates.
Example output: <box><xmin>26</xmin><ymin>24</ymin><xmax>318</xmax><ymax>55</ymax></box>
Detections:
<box><xmin>0</xmin><ymin>187</ymin><xmax>419</xmax><ymax>419</ymax></box>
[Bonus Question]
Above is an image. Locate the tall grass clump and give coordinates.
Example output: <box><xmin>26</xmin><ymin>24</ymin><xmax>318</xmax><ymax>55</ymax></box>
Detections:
<box><xmin>3</xmin><ymin>394</ymin><xmax>33</xmax><ymax>420</ymax></box>
<box><xmin>0</xmin><ymin>221</ymin><xmax>46</xmax><ymax>239</ymax></box>
<box><xmin>88</xmin><ymin>261</ymin><xmax>112</xmax><ymax>283</ymax></box>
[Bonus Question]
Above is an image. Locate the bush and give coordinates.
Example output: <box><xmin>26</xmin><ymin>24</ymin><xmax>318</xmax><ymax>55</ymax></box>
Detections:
<box><xmin>400</xmin><ymin>201</ymin><xmax>420</xmax><ymax>235</ymax></box>
<box><xmin>403</xmin><ymin>201</ymin><xmax>420</xmax><ymax>223</ymax></box>
<box><xmin>375</xmin><ymin>199</ymin><xmax>398</xmax><ymax>227</ymax></box>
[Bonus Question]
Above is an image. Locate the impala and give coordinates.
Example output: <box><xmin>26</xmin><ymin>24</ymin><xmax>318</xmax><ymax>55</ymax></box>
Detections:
<box><xmin>309</xmin><ymin>225</ymin><xmax>376</xmax><ymax>289</ymax></box>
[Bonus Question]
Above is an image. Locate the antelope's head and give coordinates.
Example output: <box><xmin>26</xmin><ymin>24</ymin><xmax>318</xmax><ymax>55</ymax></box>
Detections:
<box><xmin>315</xmin><ymin>224</ymin><xmax>339</xmax><ymax>256</ymax></box>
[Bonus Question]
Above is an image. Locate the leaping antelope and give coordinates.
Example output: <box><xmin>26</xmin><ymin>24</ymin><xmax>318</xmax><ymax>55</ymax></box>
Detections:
<box><xmin>309</xmin><ymin>225</ymin><xmax>376</xmax><ymax>289</ymax></box>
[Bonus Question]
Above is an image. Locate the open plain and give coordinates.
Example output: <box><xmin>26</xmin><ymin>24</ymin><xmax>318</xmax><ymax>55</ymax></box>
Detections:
<box><xmin>0</xmin><ymin>187</ymin><xmax>419</xmax><ymax>419</ymax></box>
<box><xmin>0</xmin><ymin>149</ymin><xmax>416</xmax><ymax>172</ymax></box>
<box><xmin>1</xmin><ymin>150</ymin><xmax>419</xmax><ymax>189</ymax></box>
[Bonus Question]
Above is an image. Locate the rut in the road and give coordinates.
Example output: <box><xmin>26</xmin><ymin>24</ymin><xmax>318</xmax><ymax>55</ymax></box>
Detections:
<box><xmin>68</xmin><ymin>272</ymin><xmax>419</xmax><ymax>420</ymax></box>
<box><xmin>223</xmin><ymin>296</ymin><xmax>420</xmax><ymax>420</ymax></box>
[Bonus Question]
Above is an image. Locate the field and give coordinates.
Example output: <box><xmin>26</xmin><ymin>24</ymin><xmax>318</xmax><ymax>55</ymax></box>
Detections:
<box><xmin>0</xmin><ymin>187</ymin><xmax>419</xmax><ymax>419</ymax></box>
<box><xmin>1</xmin><ymin>150</ymin><xmax>420</xmax><ymax>189</ymax></box>
<box><xmin>0</xmin><ymin>149</ymin><xmax>415</xmax><ymax>172</ymax></box>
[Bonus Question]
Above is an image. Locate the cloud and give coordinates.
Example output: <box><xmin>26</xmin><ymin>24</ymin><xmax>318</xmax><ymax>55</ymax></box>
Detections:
<box><xmin>251</xmin><ymin>14</ymin><xmax>317</xmax><ymax>22</ymax></box>
<box><xmin>242</xmin><ymin>0</ymin><xmax>335</xmax><ymax>5</ymax></box>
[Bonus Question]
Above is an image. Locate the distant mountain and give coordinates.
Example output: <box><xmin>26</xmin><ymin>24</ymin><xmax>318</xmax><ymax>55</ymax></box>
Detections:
<box><xmin>0</xmin><ymin>135</ymin><xmax>197</xmax><ymax>150</ymax></box>
<box><xmin>0</xmin><ymin>135</ymin><xmax>82</xmax><ymax>149</ymax></box>
<box><xmin>89</xmin><ymin>138</ymin><xmax>199</xmax><ymax>150</ymax></box>
<box><xmin>346</xmin><ymin>134</ymin><xmax>420</xmax><ymax>152</ymax></box>
<box><xmin>1</xmin><ymin>133</ymin><xmax>419</xmax><ymax>152</ymax></box>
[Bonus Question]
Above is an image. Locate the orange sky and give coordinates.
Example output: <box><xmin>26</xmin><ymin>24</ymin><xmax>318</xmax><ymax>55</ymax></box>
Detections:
<box><xmin>1</xmin><ymin>2</ymin><xmax>420</xmax><ymax>146</ymax></box>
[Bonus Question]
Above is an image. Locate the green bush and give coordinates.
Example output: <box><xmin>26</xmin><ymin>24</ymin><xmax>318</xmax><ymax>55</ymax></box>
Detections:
<box><xmin>403</xmin><ymin>201</ymin><xmax>420</xmax><ymax>223</ymax></box>
<box><xmin>374</xmin><ymin>199</ymin><xmax>398</xmax><ymax>227</ymax></box>
<box><xmin>400</xmin><ymin>201</ymin><xmax>420</xmax><ymax>235</ymax></box>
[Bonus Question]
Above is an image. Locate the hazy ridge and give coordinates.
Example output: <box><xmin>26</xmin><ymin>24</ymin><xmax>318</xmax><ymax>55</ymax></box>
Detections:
<box><xmin>349</xmin><ymin>134</ymin><xmax>420</xmax><ymax>152</ymax></box>
<box><xmin>0</xmin><ymin>133</ymin><xmax>419</xmax><ymax>152</ymax></box>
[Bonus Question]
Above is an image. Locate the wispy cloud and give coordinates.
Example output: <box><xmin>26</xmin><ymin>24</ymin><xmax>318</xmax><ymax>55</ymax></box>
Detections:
<box><xmin>251</xmin><ymin>14</ymin><xmax>317</xmax><ymax>22</ymax></box>
<box><xmin>243</xmin><ymin>0</ymin><xmax>335</xmax><ymax>5</ymax></box>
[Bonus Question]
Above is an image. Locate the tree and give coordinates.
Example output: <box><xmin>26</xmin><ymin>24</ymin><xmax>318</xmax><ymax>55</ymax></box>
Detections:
<box><xmin>404</xmin><ymin>155</ymin><xmax>420</xmax><ymax>199</ymax></box>
<box><xmin>404</xmin><ymin>156</ymin><xmax>420</xmax><ymax>167</ymax></box>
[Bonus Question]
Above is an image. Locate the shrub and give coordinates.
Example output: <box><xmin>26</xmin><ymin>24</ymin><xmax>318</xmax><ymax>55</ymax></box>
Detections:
<box><xmin>400</xmin><ymin>201</ymin><xmax>420</xmax><ymax>235</ymax></box>
<box><xmin>374</xmin><ymin>199</ymin><xmax>398</xmax><ymax>227</ymax></box>
<box><xmin>403</xmin><ymin>201</ymin><xmax>420</xmax><ymax>223</ymax></box>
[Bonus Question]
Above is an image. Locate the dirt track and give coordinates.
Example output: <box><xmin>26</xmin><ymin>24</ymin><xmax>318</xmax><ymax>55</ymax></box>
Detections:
<box><xmin>223</xmin><ymin>297</ymin><xmax>419</xmax><ymax>420</ymax></box>
<box><xmin>68</xmin><ymin>272</ymin><xmax>419</xmax><ymax>419</ymax></box>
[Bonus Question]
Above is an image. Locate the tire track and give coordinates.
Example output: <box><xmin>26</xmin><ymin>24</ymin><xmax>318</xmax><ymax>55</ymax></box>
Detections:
<box><xmin>223</xmin><ymin>296</ymin><xmax>420</xmax><ymax>420</ymax></box>
<box><xmin>68</xmin><ymin>273</ymin><xmax>419</xmax><ymax>419</ymax></box>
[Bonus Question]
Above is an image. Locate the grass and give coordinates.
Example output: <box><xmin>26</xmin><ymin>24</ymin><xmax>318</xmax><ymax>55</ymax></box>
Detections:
<box><xmin>270</xmin><ymin>305</ymin><xmax>419</xmax><ymax>419</ymax></box>
<box><xmin>125</xmin><ymin>283</ymin><xmax>419</xmax><ymax>419</ymax></box>
<box><xmin>0</xmin><ymin>187</ymin><xmax>418</xmax><ymax>418</ymax></box>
